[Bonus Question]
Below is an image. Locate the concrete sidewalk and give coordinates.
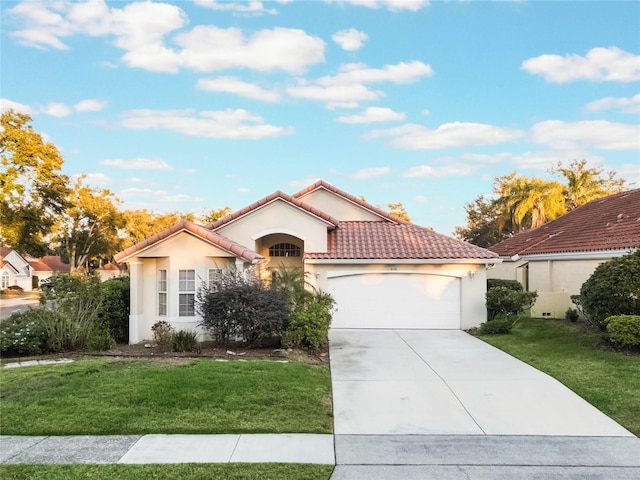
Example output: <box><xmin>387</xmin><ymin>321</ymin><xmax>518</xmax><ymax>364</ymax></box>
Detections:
<box><xmin>0</xmin><ymin>434</ymin><xmax>335</xmax><ymax>465</ymax></box>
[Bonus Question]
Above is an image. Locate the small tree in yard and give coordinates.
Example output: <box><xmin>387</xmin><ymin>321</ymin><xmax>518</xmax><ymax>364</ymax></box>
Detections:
<box><xmin>197</xmin><ymin>269</ymin><xmax>290</xmax><ymax>348</ymax></box>
<box><xmin>486</xmin><ymin>286</ymin><xmax>537</xmax><ymax>321</ymax></box>
<box><xmin>576</xmin><ymin>250</ymin><xmax>640</xmax><ymax>329</ymax></box>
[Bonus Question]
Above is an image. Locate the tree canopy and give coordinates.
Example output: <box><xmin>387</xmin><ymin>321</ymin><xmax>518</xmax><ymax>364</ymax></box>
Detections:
<box><xmin>455</xmin><ymin>160</ymin><xmax>628</xmax><ymax>247</ymax></box>
<box><xmin>1</xmin><ymin>111</ymin><xmax>69</xmax><ymax>255</ymax></box>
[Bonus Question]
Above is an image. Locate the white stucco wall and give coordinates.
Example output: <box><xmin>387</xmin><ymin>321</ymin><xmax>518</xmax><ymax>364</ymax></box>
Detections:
<box><xmin>128</xmin><ymin>232</ymin><xmax>246</xmax><ymax>343</ymax></box>
<box><xmin>215</xmin><ymin>200</ymin><xmax>331</xmax><ymax>253</ymax></box>
<box><xmin>297</xmin><ymin>188</ymin><xmax>384</xmax><ymax>221</ymax></box>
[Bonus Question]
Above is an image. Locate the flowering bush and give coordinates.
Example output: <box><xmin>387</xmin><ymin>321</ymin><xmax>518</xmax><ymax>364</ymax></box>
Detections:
<box><xmin>0</xmin><ymin>309</ymin><xmax>51</xmax><ymax>356</ymax></box>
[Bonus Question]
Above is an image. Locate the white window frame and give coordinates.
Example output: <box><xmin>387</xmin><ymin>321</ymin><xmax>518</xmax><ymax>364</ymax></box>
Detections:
<box><xmin>1</xmin><ymin>271</ymin><xmax>10</xmax><ymax>289</ymax></box>
<box><xmin>158</xmin><ymin>269</ymin><xmax>167</xmax><ymax>316</ymax></box>
<box><xmin>178</xmin><ymin>269</ymin><xmax>196</xmax><ymax>317</ymax></box>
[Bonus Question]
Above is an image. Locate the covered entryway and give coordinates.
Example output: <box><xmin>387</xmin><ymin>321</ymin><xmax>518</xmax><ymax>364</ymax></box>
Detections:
<box><xmin>327</xmin><ymin>273</ymin><xmax>460</xmax><ymax>329</ymax></box>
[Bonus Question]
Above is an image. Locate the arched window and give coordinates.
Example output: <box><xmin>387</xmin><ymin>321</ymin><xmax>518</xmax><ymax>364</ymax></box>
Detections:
<box><xmin>269</xmin><ymin>243</ymin><xmax>301</xmax><ymax>257</ymax></box>
<box><xmin>1</xmin><ymin>271</ymin><xmax>10</xmax><ymax>289</ymax></box>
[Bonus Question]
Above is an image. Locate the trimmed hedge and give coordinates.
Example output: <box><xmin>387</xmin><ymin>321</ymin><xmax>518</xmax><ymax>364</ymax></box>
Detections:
<box><xmin>487</xmin><ymin>279</ymin><xmax>523</xmax><ymax>291</ymax></box>
<box><xmin>605</xmin><ymin>315</ymin><xmax>640</xmax><ymax>348</ymax></box>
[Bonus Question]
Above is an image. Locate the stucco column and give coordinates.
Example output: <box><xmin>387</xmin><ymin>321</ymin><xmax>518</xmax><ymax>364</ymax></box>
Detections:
<box><xmin>128</xmin><ymin>260</ymin><xmax>143</xmax><ymax>344</ymax></box>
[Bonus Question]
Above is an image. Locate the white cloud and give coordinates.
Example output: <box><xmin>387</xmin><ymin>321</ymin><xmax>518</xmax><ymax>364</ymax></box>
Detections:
<box><xmin>287</xmin><ymin>82</ymin><xmax>383</xmax><ymax>109</ymax></box>
<box><xmin>614</xmin><ymin>163</ymin><xmax>640</xmax><ymax>187</ymax></box>
<box><xmin>353</xmin><ymin>166</ymin><xmax>391</xmax><ymax>179</ymax></box>
<box><xmin>176</xmin><ymin>26</ymin><xmax>325</xmax><ymax>74</ymax></box>
<box><xmin>330</xmin><ymin>0</ymin><xmax>430</xmax><ymax>12</ymax></box>
<box><xmin>0</xmin><ymin>98</ymin><xmax>34</xmax><ymax>114</ymax></box>
<box><xmin>8</xmin><ymin>2</ymin><xmax>324</xmax><ymax>75</ymax></box>
<box><xmin>101</xmin><ymin>158</ymin><xmax>174</xmax><ymax>170</ymax></box>
<box><xmin>522</xmin><ymin>47</ymin><xmax>640</xmax><ymax>83</ymax></box>
<box><xmin>197</xmin><ymin>77</ymin><xmax>281</xmax><ymax>102</ymax></box>
<box><xmin>74</xmin><ymin>99</ymin><xmax>108</xmax><ymax>112</ymax></box>
<box><xmin>530</xmin><ymin>120</ymin><xmax>640</xmax><ymax>151</ymax></box>
<box><xmin>402</xmin><ymin>164</ymin><xmax>476</xmax><ymax>178</ymax></box>
<box><xmin>72</xmin><ymin>172</ymin><xmax>111</xmax><ymax>186</ymax></box>
<box><xmin>332</xmin><ymin>28</ymin><xmax>368</xmax><ymax>51</ymax></box>
<box><xmin>194</xmin><ymin>0</ymin><xmax>278</xmax><ymax>15</ymax></box>
<box><xmin>510</xmin><ymin>150</ymin><xmax>600</xmax><ymax>170</ymax></box>
<box><xmin>366</xmin><ymin>122</ymin><xmax>525</xmax><ymax>150</ymax></box>
<box><xmin>119</xmin><ymin>187</ymin><xmax>203</xmax><ymax>204</ymax></box>
<box><xmin>586</xmin><ymin>94</ymin><xmax>640</xmax><ymax>114</ymax></box>
<box><xmin>288</xmin><ymin>176</ymin><xmax>322</xmax><ymax>187</ymax></box>
<box><xmin>43</xmin><ymin>102</ymin><xmax>72</xmax><ymax>117</ymax></box>
<box><xmin>287</xmin><ymin>61</ymin><xmax>432</xmax><ymax>108</ymax></box>
<box><xmin>337</xmin><ymin>107</ymin><xmax>406</xmax><ymax>124</ymax></box>
<box><xmin>121</xmin><ymin>108</ymin><xmax>294</xmax><ymax>140</ymax></box>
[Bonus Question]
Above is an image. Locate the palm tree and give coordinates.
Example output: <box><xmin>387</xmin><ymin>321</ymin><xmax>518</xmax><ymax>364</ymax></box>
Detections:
<box><xmin>551</xmin><ymin>159</ymin><xmax>627</xmax><ymax>210</ymax></box>
<box><xmin>495</xmin><ymin>173</ymin><xmax>566</xmax><ymax>231</ymax></box>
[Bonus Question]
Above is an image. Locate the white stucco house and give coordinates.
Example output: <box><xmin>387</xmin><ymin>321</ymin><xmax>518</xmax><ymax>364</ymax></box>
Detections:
<box><xmin>0</xmin><ymin>248</ymin><xmax>70</xmax><ymax>291</ymax></box>
<box><xmin>114</xmin><ymin>181</ymin><xmax>499</xmax><ymax>344</ymax></box>
<box><xmin>488</xmin><ymin>188</ymin><xmax>640</xmax><ymax>318</ymax></box>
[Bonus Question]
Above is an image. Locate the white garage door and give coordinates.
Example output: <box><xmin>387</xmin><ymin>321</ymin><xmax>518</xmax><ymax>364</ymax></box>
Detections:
<box><xmin>328</xmin><ymin>273</ymin><xmax>460</xmax><ymax>329</ymax></box>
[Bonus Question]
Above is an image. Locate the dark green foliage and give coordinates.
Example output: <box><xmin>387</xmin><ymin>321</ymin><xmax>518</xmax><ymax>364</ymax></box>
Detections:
<box><xmin>96</xmin><ymin>276</ymin><xmax>130</xmax><ymax>343</ymax></box>
<box><xmin>605</xmin><ymin>315</ymin><xmax>640</xmax><ymax>347</ymax></box>
<box><xmin>487</xmin><ymin>278</ymin><xmax>523</xmax><ymax>291</ymax></box>
<box><xmin>486</xmin><ymin>286</ymin><xmax>537</xmax><ymax>321</ymax></box>
<box><xmin>578</xmin><ymin>250</ymin><xmax>640</xmax><ymax>329</ymax></box>
<box><xmin>197</xmin><ymin>270</ymin><xmax>290</xmax><ymax>347</ymax></box>
<box><xmin>172</xmin><ymin>329</ymin><xmax>202</xmax><ymax>353</ymax></box>
<box><xmin>283</xmin><ymin>291</ymin><xmax>335</xmax><ymax>350</ymax></box>
<box><xmin>565</xmin><ymin>308</ymin><xmax>580</xmax><ymax>322</ymax></box>
<box><xmin>479</xmin><ymin>316</ymin><xmax>517</xmax><ymax>334</ymax></box>
<box><xmin>0</xmin><ymin>309</ymin><xmax>50</xmax><ymax>356</ymax></box>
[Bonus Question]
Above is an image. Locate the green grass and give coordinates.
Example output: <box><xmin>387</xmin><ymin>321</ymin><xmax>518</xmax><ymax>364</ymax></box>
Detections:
<box><xmin>0</xmin><ymin>464</ymin><xmax>334</xmax><ymax>480</ymax></box>
<box><xmin>0</xmin><ymin>358</ymin><xmax>333</xmax><ymax>435</ymax></box>
<box><xmin>479</xmin><ymin>317</ymin><xmax>640</xmax><ymax>435</ymax></box>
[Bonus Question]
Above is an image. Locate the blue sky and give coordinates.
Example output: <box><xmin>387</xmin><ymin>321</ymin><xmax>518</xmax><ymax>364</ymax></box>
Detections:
<box><xmin>2</xmin><ymin>0</ymin><xmax>639</xmax><ymax>235</ymax></box>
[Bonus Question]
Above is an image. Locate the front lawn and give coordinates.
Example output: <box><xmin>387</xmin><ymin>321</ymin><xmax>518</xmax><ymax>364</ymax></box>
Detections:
<box><xmin>479</xmin><ymin>318</ymin><xmax>640</xmax><ymax>436</ymax></box>
<box><xmin>0</xmin><ymin>464</ymin><xmax>334</xmax><ymax>480</ymax></box>
<box><xmin>0</xmin><ymin>358</ymin><xmax>333</xmax><ymax>435</ymax></box>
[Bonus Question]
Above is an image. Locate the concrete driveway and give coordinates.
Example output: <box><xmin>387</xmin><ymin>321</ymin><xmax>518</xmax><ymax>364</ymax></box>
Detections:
<box><xmin>329</xmin><ymin>329</ymin><xmax>639</xmax><ymax>479</ymax></box>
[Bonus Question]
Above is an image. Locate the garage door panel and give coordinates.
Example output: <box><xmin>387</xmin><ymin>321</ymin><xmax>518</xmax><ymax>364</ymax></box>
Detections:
<box><xmin>328</xmin><ymin>273</ymin><xmax>460</xmax><ymax>329</ymax></box>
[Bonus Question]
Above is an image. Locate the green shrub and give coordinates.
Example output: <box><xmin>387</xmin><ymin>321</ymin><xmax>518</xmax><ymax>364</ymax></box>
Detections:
<box><xmin>97</xmin><ymin>276</ymin><xmax>130</xmax><ymax>344</ymax></box>
<box><xmin>0</xmin><ymin>309</ymin><xmax>50</xmax><ymax>356</ymax></box>
<box><xmin>565</xmin><ymin>308</ymin><xmax>580</xmax><ymax>322</ymax></box>
<box><xmin>479</xmin><ymin>316</ymin><xmax>517</xmax><ymax>335</ymax></box>
<box><xmin>197</xmin><ymin>270</ymin><xmax>290</xmax><ymax>348</ymax></box>
<box><xmin>605</xmin><ymin>315</ymin><xmax>640</xmax><ymax>347</ymax></box>
<box><xmin>283</xmin><ymin>291</ymin><xmax>335</xmax><ymax>350</ymax></box>
<box><xmin>578</xmin><ymin>250</ymin><xmax>640</xmax><ymax>329</ymax></box>
<box><xmin>86</xmin><ymin>326</ymin><xmax>115</xmax><ymax>351</ymax></box>
<box><xmin>486</xmin><ymin>287</ymin><xmax>537</xmax><ymax>321</ymax></box>
<box><xmin>172</xmin><ymin>330</ymin><xmax>202</xmax><ymax>353</ymax></box>
<box><xmin>487</xmin><ymin>279</ymin><xmax>523</xmax><ymax>291</ymax></box>
<box><xmin>152</xmin><ymin>321</ymin><xmax>175</xmax><ymax>352</ymax></box>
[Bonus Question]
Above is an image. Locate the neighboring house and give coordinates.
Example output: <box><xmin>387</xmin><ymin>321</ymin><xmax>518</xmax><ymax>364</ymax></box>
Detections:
<box><xmin>0</xmin><ymin>248</ymin><xmax>71</xmax><ymax>291</ymax></box>
<box><xmin>97</xmin><ymin>262</ymin><xmax>129</xmax><ymax>282</ymax></box>
<box><xmin>488</xmin><ymin>188</ymin><xmax>640</xmax><ymax>318</ymax></box>
<box><xmin>114</xmin><ymin>180</ymin><xmax>499</xmax><ymax>344</ymax></box>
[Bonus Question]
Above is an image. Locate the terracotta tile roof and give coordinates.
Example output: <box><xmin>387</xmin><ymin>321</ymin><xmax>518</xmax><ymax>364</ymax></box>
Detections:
<box><xmin>490</xmin><ymin>189</ymin><xmax>640</xmax><ymax>257</ymax></box>
<box><xmin>114</xmin><ymin>221</ymin><xmax>264</xmax><ymax>264</ymax></box>
<box><xmin>208</xmin><ymin>190</ymin><xmax>340</xmax><ymax>230</ymax></box>
<box><xmin>292</xmin><ymin>180</ymin><xmax>406</xmax><ymax>224</ymax></box>
<box><xmin>39</xmin><ymin>256</ymin><xmax>71</xmax><ymax>273</ymax></box>
<box><xmin>28</xmin><ymin>258</ymin><xmax>53</xmax><ymax>272</ymax></box>
<box><xmin>99</xmin><ymin>262</ymin><xmax>124</xmax><ymax>271</ymax></box>
<box><xmin>0</xmin><ymin>247</ymin><xmax>11</xmax><ymax>259</ymax></box>
<box><xmin>305</xmin><ymin>221</ymin><xmax>498</xmax><ymax>260</ymax></box>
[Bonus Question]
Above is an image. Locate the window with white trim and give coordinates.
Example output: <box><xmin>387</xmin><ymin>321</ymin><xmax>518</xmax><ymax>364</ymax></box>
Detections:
<box><xmin>178</xmin><ymin>269</ymin><xmax>196</xmax><ymax>317</ymax></box>
<box><xmin>1</xmin><ymin>271</ymin><xmax>9</xmax><ymax>289</ymax></box>
<box><xmin>158</xmin><ymin>269</ymin><xmax>167</xmax><ymax>316</ymax></box>
<box><xmin>269</xmin><ymin>243</ymin><xmax>301</xmax><ymax>257</ymax></box>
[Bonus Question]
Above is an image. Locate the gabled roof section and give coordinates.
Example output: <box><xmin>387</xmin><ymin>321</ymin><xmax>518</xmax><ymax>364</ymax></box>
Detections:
<box><xmin>0</xmin><ymin>260</ymin><xmax>20</xmax><ymax>273</ymax></box>
<box><xmin>490</xmin><ymin>189</ymin><xmax>640</xmax><ymax>257</ymax></box>
<box><xmin>39</xmin><ymin>256</ymin><xmax>71</xmax><ymax>273</ymax></box>
<box><xmin>28</xmin><ymin>258</ymin><xmax>53</xmax><ymax>272</ymax></box>
<box><xmin>207</xmin><ymin>190</ymin><xmax>340</xmax><ymax>230</ymax></box>
<box><xmin>305</xmin><ymin>221</ymin><xmax>498</xmax><ymax>260</ymax></box>
<box><xmin>292</xmin><ymin>180</ymin><xmax>406</xmax><ymax>224</ymax></box>
<box><xmin>114</xmin><ymin>221</ymin><xmax>264</xmax><ymax>264</ymax></box>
